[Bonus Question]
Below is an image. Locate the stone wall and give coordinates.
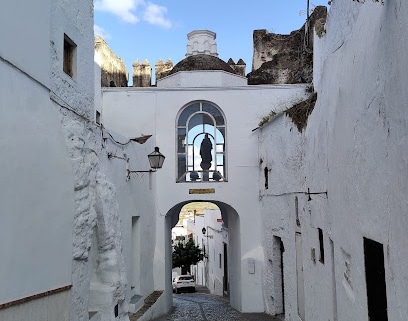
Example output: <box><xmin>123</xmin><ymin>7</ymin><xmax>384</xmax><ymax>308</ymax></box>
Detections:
<box><xmin>94</xmin><ymin>37</ymin><xmax>128</xmax><ymax>87</ymax></box>
<box><xmin>247</xmin><ymin>6</ymin><xmax>327</xmax><ymax>85</ymax></box>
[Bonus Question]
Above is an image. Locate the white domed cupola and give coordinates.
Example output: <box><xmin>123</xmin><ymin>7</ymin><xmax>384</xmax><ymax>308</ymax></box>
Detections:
<box><xmin>186</xmin><ymin>30</ymin><xmax>218</xmax><ymax>57</ymax></box>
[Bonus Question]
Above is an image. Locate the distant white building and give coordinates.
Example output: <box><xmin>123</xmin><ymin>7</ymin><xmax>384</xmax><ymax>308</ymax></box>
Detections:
<box><xmin>187</xmin><ymin>208</ymin><xmax>228</xmax><ymax>297</ymax></box>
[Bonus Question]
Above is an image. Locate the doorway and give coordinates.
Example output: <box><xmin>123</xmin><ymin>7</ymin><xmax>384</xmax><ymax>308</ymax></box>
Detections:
<box><xmin>272</xmin><ymin>236</ymin><xmax>285</xmax><ymax>315</ymax></box>
<box><xmin>295</xmin><ymin>233</ymin><xmax>305</xmax><ymax>320</ymax></box>
<box><xmin>364</xmin><ymin>237</ymin><xmax>388</xmax><ymax>321</ymax></box>
<box><xmin>131</xmin><ymin>216</ymin><xmax>140</xmax><ymax>293</ymax></box>
<box><xmin>223</xmin><ymin>242</ymin><xmax>228</xmax><ymax>296</ymax></box>
<box><xmin>330</xmin><ymin>238</ymin><xmax>337</xmax><ymax>321</ymax></box>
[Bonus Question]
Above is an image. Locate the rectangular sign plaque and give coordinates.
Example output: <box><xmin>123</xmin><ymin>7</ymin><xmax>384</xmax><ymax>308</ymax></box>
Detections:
<box><xmin>189</xmin><ymin>188</ymin><xmax>215</xmax><ymax>194</ymax></box>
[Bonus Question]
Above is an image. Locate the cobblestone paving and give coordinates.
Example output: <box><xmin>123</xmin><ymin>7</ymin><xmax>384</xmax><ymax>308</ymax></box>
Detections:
<box><xmin>152</xmin><ymin>291</ymin><xmax>283</xmax><ymax>321</ymax></box>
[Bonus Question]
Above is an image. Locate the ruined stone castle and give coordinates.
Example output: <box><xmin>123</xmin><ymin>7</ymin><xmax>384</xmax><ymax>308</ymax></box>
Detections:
<box><xmin>95</xmin><ymin>9</ymin><xmax>327</xmax><ymax>88</ymax></box>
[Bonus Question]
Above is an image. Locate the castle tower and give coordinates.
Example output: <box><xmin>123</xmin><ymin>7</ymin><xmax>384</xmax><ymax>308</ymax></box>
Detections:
<box><xmin>186</xmin><ymin>30</ymin><xmax>218</xmax><ymax>57</ymax></box>
<box><xmin>235</xmin><ymin>58</ymin><xmax>246</xmax><ymax>77</ymax></box>
<box><xmin>227</xmin><ymin>58</ymin><xmax>246</xmax><ymax>77</ymax></box>
<box><xmin>227</xmin><ymin>58</ymin><xmax>235</xmax><ymax>70</ymax></box>
<box><xmin>141</xmin><ymin>59</ymin><xmax>152</xmax><ymax>87</ymax></box>
<box><xmin>155</xmin><ymin>58</ymin><xmax>173</xmax><ymax>84</ymax></box>
<box><xmin>132</xmin><ymin>59</ymin><xmax>152</xmax><ymax>87</ymax></box>
<box><xmin>155</xmin><ymin>59</ymin><xmax>164</xmax><ymax>84</ymax></box>
<box><xmin>132</xmin><ymin>59</ymin><xmax>141</xmax><ymax>87</ymax></box>
<box><xmin>164</xmin><ymin>58</ymin><xmax>173</xmax><ymax>73</ymax></box>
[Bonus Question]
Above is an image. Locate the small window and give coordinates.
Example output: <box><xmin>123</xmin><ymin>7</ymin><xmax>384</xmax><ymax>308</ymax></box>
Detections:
<box><xmin>95</xmin><ymin>110</ymin><xmax>101</xmax><ymax>125</ymax></box>
<box><xmin>219</xmin><ymin>253</ymin><xmax>222</xmax><ymax>269</ymax></box>
<box><xmin>264</xmin><ymin>167</ymin><xmax>269</xmax><ymax>189</ymax></box>
<box><xmin>318</xmin><ymin>228</ymin><xmax>325</xmax><ymax>264</ymax></box>
<box><xmin>295</xmin><ymin>196</ymin><xmax>300</xmax><ymax>226</ymax></box>
<box><xmin>63</xmin><ymin>34</ymin><xmax>76</xmax><ymax>78</ymax></box>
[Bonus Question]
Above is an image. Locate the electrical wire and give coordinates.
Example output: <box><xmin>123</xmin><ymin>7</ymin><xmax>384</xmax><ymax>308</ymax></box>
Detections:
<box><xmin>266</xmin><ymin>190</ymin><xmax>328</xmax><ymax>199</ymax></box>
<box><xmin>101</xmin><ymin>124</ymin><xmax>132</xmax><ymax>146</ymax></box>
<box><xmin>1</xmin><ymin>53</ymin><xmax>94</xmax><ymax>123</ymax></box>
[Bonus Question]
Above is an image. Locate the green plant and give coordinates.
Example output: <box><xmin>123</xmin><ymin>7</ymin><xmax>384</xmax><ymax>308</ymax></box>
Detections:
<box><xmin>172</xmin><ymin>238</ymin><xmax>204</xmax><ymax>275</ymax></box>
<box><xmin>316</xmin><ymin>25</ymin><xmax>326</xmax><ymax>38</ymax></box>
<box><xmin>258</xmin><ymin>110</ymin><xmax>277</xmax><ymax>127</ymax></box>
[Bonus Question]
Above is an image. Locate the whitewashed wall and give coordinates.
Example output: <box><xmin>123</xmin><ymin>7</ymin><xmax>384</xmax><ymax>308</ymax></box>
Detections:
<box><xmin>260</xmin><ymin>1</ymin><xmax>408</xmax><ymax>320</ymax></box>
<box><xmin>187</xmin><ymin>215</ymin><xmax>207</xmax><ymax>286</ymax></box>
<box><xmin>50</xmin><ymin>0</ymin><xmax>95</xmax><ymax>120</ymax></box>
<box><xmin>187</xmin><ymin>209</ymin><xmax>228</xmax><ymax>295</ymax></box>
<box><xmin>0</xmin><ymin>0</ymin><xmax>138</xmax><ymax>320</ymax></box>
<box><xmin>0</xmin><ymin>0</ymin><xmax>51</xmax><ymax>87</ymax></box>
<box><xmin>0</xmin><ymin>53</ymin><xmax>74</xmax><ymax>320</ymax></box>
<box><xmin>204</xmin><ymin>209</ymin><xmax>227</xmax><ymax>297</ymax></box>
<box><xmin>102</xmin><ymin>133</ymin><xmax>158</xmax><ymax>301</ymax></box>
<box><xmin>158</xmin><ymin>71</ymin><xmax>247</xmax><ymax>88</ymax></box>
<box><xmin>101</xmin><ymin>71</ymin><xmax>309</xmax><ymax>313</ymax></box>
<box><xmin>0</xmin><ymin>0</ymin><xmax>92</xmax><ymax>319</ymax></box>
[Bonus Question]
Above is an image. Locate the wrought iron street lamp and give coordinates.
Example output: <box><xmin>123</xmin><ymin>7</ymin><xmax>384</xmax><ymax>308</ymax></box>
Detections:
<box><xmin>148</xmin><ymin>147</ymin><xmax>165</xmax><ymax>170</ymax></box>
<box><xmin>127</xmin><ymin>147</ymin><xmax>165</xmax><ymax>178</ymax></box>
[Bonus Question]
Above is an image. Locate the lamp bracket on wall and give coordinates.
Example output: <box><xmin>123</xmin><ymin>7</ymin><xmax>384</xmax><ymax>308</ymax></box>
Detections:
<box><xmin>126</xmin><ymin>147</ymin><xmax>165</xmax><ymax>180</ymax></box>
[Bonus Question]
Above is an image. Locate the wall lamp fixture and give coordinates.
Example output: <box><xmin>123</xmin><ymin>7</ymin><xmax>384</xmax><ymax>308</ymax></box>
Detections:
<box><xmin>127</xmin><ymin>147</ymin><xmax>165</xmax><ymax>178</ymax></box>
<box><xmin>201</xmin><ymin>227</ymin><xmax>213</xmax><ymax>239</ymax></box>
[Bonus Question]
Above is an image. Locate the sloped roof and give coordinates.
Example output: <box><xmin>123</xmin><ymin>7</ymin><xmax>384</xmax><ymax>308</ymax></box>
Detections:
<box><xmin>167</xmin><ymin>54</ymin><xmax>235</xmax><ymax>76</ymax></box>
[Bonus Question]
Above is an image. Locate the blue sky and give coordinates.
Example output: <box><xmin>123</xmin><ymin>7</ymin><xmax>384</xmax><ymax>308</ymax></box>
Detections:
<box><xmin>94</xmin><ymin>0</ymin><xmax>329</xmax><ymax>85</ymax></box>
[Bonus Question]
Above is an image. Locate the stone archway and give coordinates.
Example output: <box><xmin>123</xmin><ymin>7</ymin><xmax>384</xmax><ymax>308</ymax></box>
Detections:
<box><xmin>163</xmin><ymin>200</ymin><xmax>242</xmax><ymax>311</ymax></box>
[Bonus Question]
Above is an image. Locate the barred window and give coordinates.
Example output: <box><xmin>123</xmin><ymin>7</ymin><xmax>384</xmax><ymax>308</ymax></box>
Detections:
<box><xmin>176</xmin><ymin>101</ymin><xmax>226</xmax><ymax>182</ymax></box>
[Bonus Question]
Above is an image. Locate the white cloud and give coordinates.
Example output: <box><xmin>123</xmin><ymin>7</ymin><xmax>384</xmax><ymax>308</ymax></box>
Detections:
<box><xmin>94</xmin><ymin>0</ymin><xmax>172</xmax><ymax>28</ymax></box>
<box><xmin>143</xmin><ymin>2</ymin><xmax>172</xmax><ymax>29</ymax></box>
<box><xmin>94</xmin><ymin>0</ymin><xmax>145</xmax><ymax>24</ymax></box>
<box><xmin>94</xmin><ymin>24</ymin><xmax>111</xmax><ymax>39</ymax></box>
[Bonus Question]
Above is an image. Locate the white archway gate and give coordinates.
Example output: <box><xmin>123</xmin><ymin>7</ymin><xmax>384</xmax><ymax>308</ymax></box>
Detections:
<box><xmin>163</xmin><ymin>201</ymin><xmax>242</xmax><ymax>310</ymax></box>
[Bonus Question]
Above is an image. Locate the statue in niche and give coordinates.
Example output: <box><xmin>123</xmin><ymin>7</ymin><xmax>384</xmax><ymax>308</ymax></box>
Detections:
<box><xmin>200</xmin><ymin>133</ymin><xmax>212</xmax><ymax>170</ymax></box>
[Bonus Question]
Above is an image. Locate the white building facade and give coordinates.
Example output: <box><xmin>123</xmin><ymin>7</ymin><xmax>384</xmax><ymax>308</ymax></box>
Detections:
<box><xmin>258</xmin><ymin>1</ymin><xmax>408</xmax><ymax>321</ymax></box>
<box><xmin>1</xmin><ymin>1</ymin><xmax>157</xmax><ymax>321</ymax></box>
<box><xmin>100</xmin><ymin>44</ymin><xmax>309</xmax><ymax>312</ymax></box>
<box><xmin>0</xmin><ymin>0</ymin><xmax>79</xmax><ymax>318</ymax></box>
<box><xmin>187</xmin><ymin>208</ymin><xmax>228</xmax><ymax>297</ymax></box>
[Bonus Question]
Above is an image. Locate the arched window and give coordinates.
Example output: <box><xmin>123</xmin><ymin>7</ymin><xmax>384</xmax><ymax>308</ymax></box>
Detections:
<box><xmin>176</xmin><ymin>101</ymin><xmax>226</xmax><ymax>182</ymax></box>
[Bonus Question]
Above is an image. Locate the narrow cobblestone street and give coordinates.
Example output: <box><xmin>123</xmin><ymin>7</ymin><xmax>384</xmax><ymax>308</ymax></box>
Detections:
<box><xmin>152</xmin><ymin>287</ymin><xmax>283</xmax><ymax>321</ymax></box>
